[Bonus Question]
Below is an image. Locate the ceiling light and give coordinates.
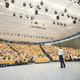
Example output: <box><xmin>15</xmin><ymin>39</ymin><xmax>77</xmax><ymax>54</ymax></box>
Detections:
<box><xmin>64</xmin><ymin>9</ymin><xmax>67</xmax><ymax>13</ymax></box>
<box><xmin>73</xmin><ymin>20</ymin><xmax>76</xmax><ymax>24</ymax></box>
<box><xmin>31</xmin><ymin>16</ymin><xmax>34</xmax><ymax>20</ymax></box>
<box><xmin>54</xmin><ymin>11</ymin><xmax>57</xmax><ymax>14</ymax></box>
<box><xmin>62</xmin><ymin>13</ymin><xmax>64</xmax><ymax>16</ymax></box>
<box><xmin>5</xmin><ymin>2</ymin><xmax>9</xmax><ymax>8</ymax></box>
<box><xmin>67</xmin><ymin>14</ymin><xmax>70</xmax><ymax>18</ymax></box>
<box><xmin>45</xmin><ymin>7</ymin><xmax>48</xmax><ymax>12</ymax></box>
<box><xmin>64</xmin><ymin>24</ymin><xmax>66</xmax><ymax>26</ymax></box>
<box><xmin>53</xmin><ymin>22</ymin><xmax>55</xmax><ymax>24</ymax></box>
<box><xmin>26</xmin><ymin>15</ymin><xmax>29</xmax><ymax>18</ymax></box>
<box><xmin>57</xmin><ymin>22</ymin><xmax>59</xmax><ymax>25</ymax></box>
<box><xmin>11</xmin><ymin>0</ymin><xmax>15</xmax><ymax>3</ymax></box>
<box><xmin>74</xmin><ymin>17</ymin><xmax>77</xmax><ymax>20</ymax></box>
<box><xmin>35</xmin><ymin>22</ymin><xmax>38</xmax><ymax>24</ymax></box>
<box><xmin>20</xmin><ymin>14</ymin><xmax>22</xmax><ymax>18</ymax></box>
<box><xmin>37</xmin><ymin>5</ymin><xmax>41</xmax><ymax>10</ymax></box>
<box><xmin>56</xmin><ymin>16</ymin><xmax>59</xmax><ymax>20</ymax></box>
<box><xmin>71</xmin><ymin>16</ymin><xmax>74</xmax><ymax>19</ymax></box>
<box><xmin>40</xmin><ymin>0</ymin><xmax>43</xmax><ymax>5</ymax></box>
<box><xmin>23</xmin><ymin>2</ymin><xmax>26</xmax><ymax>7</ymax></box>
<box><xmin>35</xmin><ymin>10</ymin><xmax>38</xmax><ymax>15</ymax></box>
<box><xmin>13</xmin><ymin>12</ymin><xmax>16</xmax><ymax>16</ymax></box>
<box><xmin>29</xmin><ymin>3</ymin><xmax>33</xmax><ymax>8</ymax></box>
<box><xmin>60</xmin><ymin>23</ymin><xmax>63</xmax><ymax>26</ymax></box>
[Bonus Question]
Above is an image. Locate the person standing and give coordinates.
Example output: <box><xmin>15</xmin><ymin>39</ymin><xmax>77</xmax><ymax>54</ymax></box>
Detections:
<box><xmin>55</xmin><ymin>46</ymin><xmax>66</xmax><ymax>68</ymax></box>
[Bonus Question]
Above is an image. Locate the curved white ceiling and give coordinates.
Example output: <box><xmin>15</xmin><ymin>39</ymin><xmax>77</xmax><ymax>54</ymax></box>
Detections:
<box><xmin>0</xmin><ymin>0</ymin><xmax>80</xmax><ymax>43</ymax></box>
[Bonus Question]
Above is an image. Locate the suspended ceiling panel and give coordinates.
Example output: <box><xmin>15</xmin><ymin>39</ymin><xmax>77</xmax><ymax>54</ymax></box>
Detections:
<box><xmin>0</xmin><ymin>0</ymin><xmax>80</xmax><ymax>43</ymax></box>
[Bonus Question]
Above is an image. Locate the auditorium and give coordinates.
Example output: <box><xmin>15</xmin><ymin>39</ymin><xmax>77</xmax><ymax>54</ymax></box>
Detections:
<box><xmin>0</xmin><ymin>0</ymin><xmax>80</xmax><ymax>80</ymax></box>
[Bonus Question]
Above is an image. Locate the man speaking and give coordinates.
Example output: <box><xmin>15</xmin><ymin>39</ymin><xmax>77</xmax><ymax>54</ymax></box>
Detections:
<box><xmin>55</xmin><ymin>46</ymin><xmax>66</xmax><ymax>68</ymax></box>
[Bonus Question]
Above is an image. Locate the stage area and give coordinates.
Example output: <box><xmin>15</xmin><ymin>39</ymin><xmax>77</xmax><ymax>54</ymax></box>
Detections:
<box><xmin>0</xmin><ymin>62</ymin><xmax>80</xmax><ymax>80</ymax></box>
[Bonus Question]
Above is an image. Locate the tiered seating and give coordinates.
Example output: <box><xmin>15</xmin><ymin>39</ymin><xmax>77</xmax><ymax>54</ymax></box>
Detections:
<box><xmin>0</xmin><ymin>42</ymin><xmax>17</xmax><ymax>65</ymax></box>
<box><xmin>42</xmin><ymin>45</ymin><xmax>59</xmax><ymax>61</ymax></box>
<box><xmin>0</xmin><ymin>42</ymin><xmax>80</xmax><ymax>67</ymax></box>
<box><xmin>42</xmin><ymin>45</ymin><xmax>80</xmax><ymax>61</ymax></box>
<box><xmin>9</xmin><ymin>43</ymin><xmax>50</xmax><ymax>63</ymax></box>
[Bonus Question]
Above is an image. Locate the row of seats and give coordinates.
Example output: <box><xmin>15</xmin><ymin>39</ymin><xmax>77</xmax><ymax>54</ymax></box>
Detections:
<box><xmin>0</xmin><ymin>42</ymin><xmax>80</xmax><ymax>66</ymax></box>
<box><xmin>42</xmin><ymin>45</ymin><xmax>80</xmax><ymax>61</ymax></box>
<box><xmin>9</xmin><ymin>43</ymin><xmax>50</xmax><ymax>63</ymax></box>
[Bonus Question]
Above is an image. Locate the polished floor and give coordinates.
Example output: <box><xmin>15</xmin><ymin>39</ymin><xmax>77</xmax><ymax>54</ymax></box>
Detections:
<box><xmin>0</xmin><ymin>62</ymin><xmax>80</xmax><ymax>80</ymax></box>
